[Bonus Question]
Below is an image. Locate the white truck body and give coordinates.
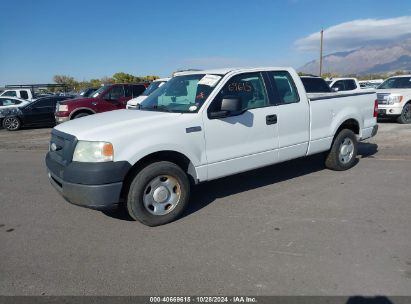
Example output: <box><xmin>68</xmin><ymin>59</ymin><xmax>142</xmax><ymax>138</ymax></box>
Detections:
<box><xmin>376</xmin><ymin>75</ymin><xmax>411</xmax><ymax>123</ymax></box>
<box><xmin>46</xmin><ymin>67</ymin><xmax>378</xmax><ymax>225</ymax></box>
<box><xmin>326</xmin><ymin>78</ymin><xmax>362</xmax><ymax>92</ymax></box>
<box><xmin>0</xmin><ymin>89</ymin><xmax>35</xmax><ymax>100</ymax></box>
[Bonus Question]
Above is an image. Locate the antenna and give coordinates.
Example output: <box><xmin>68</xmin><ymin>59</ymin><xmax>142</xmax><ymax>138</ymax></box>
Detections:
<box><xmin>319</xmin><ymin>28</ymin><xmax>324</xmax><ymax>77</ymax></box>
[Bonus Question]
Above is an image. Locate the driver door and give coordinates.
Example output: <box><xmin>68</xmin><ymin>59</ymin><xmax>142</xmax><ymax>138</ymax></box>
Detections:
<box><xmin>203</xmin><ymin>72</ymin><xmax>279</xmax><ymax>180</ymax></box>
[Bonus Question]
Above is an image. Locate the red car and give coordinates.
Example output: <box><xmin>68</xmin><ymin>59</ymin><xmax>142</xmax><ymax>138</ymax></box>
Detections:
<box><xmin>55</xmin><ymin>83</ymin><xmax>148</xmax><ymax>123</ymax></box>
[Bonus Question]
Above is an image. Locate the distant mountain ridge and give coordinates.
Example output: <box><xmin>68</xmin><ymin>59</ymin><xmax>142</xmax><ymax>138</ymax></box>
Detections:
<box><xmin>299</xmin><ymin>38</ymin><xmax>411</xmax><ymax>75</ymax></box>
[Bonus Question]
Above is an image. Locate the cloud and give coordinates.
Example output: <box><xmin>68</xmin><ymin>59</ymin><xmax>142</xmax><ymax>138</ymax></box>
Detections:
<box><xmin>295</xmin><ymin>16</ymin><xmax>411</xmax><ymax>52</ymax></box>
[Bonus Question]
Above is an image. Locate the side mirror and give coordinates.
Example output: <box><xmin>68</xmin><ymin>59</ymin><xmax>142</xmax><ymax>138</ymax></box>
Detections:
<box><xmin>209</xmin><ymin>97</ymin><xmax>243</xmax><ymax>119</ymax></box>
<box><xmin>332</xmin><ymin>87</ymin><xmax>339</xmax><ymax>92</ymax></box>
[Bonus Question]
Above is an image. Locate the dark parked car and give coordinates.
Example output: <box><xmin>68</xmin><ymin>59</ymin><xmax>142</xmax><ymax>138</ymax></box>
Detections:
<box><xmin>300</xmin><ymin>76</ymin><xmax>332</xmax><ymax>93</ymax></box>
<box><xmin>1</xmin><ymin>95</ymin><xmax>71</xmax><ymax>131</ymax></box>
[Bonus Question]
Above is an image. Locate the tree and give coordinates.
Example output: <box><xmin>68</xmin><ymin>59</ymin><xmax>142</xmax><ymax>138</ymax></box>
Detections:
<box><xmin>53</xmin><ymin>75</ymin><xmax>78</xmax><ymax>91</ymax></box>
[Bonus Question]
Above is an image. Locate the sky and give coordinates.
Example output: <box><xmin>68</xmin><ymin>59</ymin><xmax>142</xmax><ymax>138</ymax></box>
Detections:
<box><xmin>1</xmin><ymin>0</ymin><xmax>411</xmax><ymax>85</ymax></box>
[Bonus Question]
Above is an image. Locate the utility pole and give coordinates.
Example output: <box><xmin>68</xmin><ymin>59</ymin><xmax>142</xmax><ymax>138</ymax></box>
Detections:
<box><xmin>319</xmin><ymin>28</ymin><xmax>324</xmax><ymax>77</ymax></box>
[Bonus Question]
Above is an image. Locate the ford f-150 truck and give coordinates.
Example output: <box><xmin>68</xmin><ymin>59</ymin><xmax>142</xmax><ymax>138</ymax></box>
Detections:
<box><xmin>55</xmin><ymin>83</ymin><xmax>148</xmax><ymax>123</ymax></box>
<box><xmin>376</xmin><ymin>75</ymin><xmax>411</xmax><ymax>124</ymax></box>
<box><xmin>326</xmin><ymin>78</ymin><xmax>361</xmax><ymax>92</ymax></box>
<box><xmin>46</xmin><ymin>67</ymin><xmax>378</xmax><ymax>226</ymax></box>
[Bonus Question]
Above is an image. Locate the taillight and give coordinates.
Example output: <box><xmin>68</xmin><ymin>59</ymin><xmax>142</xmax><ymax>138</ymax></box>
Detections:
<box><xmin>373</xmin><ymin>99</ymin><xmax>378</xmax><ymax>118</ymax></box>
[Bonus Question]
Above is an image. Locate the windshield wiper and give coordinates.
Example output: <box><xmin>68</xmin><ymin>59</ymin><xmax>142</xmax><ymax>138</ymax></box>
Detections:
<box><xmin>141</xmin><ymin>105</ymin><xmax>174</xmax><ymax>112</ymax></box>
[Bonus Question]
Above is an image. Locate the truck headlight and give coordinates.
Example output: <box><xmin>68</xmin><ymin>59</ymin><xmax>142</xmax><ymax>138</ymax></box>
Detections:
<box><xmin>58</xmin><ymin>104</ymin><xmax>68</xmax><ymax>112</ymax></box>
<box><xmin>387</xmin><ymin>95</ymin><xmax>403</xmax><ymax>104</ymax></box>
<box><xmin>73</xmin><ymin>141</ymin><xmax>114</xmax><ymax>162</ymax></box>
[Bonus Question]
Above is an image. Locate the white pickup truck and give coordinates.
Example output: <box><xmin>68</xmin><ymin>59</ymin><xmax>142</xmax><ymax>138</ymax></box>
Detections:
<box><xmin>46</xmin><ymin>67</ymin><xmax>378</xmax><ymax>226</ymax></box>
<box><xmin>326</xmin><ymin>78</ymin><xmax>361</xmax><ymax>92</ymax></box>
<box><xmin>0</xmin><ymin>88</ymin><xmax>35</xmax><ymax>100</ymax></box>
<box><xmin>376</xmin><ymin>75</ymin><xmax>411</xmax><ymax>124</ymax></box>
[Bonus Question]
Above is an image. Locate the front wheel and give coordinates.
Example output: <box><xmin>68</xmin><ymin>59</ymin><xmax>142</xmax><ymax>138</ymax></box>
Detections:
<box><xmin>3</xmin><ymin>116</ymin><xmax>21</xmax><ymax>131</ymax></box>
<box><xmin>397</xmin><ymin>103</ymin><xmax>411</xmax><ymax>124</ymax></box>
<box><xmin>72</xmin><ymin>112</ymin><xmax>90</xmax><ymax>119</ymax></box>
<box><xmin>126</xmin><ymin>161</ymin><xmax>190</xmax><ymax>226</ymax></box>
<box><xmin>325</xmin><ymin>129</ymin><xmax>358</xmax><ymax>171</ymax></box>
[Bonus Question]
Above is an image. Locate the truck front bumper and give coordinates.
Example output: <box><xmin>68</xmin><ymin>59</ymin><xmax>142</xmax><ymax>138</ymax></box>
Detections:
<box><xmin>377</xmin><ymin>104</ymin><xmax>403</xmax><ymax>117</ymax></box>
<box><xmin>55</xmin><ymin>115</ymin><xmax>70</xmax><ymax>124</ymax></box>
<box><xmin>46</xmin><ymin>153</ymin><xmax>131</xmax><ymax>210</ymax></box>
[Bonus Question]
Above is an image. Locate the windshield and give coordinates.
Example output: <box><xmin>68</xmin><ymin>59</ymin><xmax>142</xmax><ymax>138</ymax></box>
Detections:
<box><xmin>140</xmin><ymin>74</ymin><xmax>221</xmax><ymax>113</ymax></box>
<box><xmin>91</xmin><ymin>86</ymin><xmax>107</xmax><ymax>98</ymax></box>
<box><xmin>378</xmin><ymin>77</ymin><xmax>411</xmax><ymax>89</ymax></box>
<box><xmin>142</xmin><ymin>81</ymin><xmax>165</xmax><ymax>96</ymax></box>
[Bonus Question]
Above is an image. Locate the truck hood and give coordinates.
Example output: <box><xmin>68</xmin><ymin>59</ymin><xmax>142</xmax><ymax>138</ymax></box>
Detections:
<box><xmin>376</xmin><ymin>89</ymin><xmax>411</xmax><ymax>95</ymax></box>
<box><xmin>55</xmin><ymin>109</ymin><xmax>182</xmax><ymax>140</ymax></box>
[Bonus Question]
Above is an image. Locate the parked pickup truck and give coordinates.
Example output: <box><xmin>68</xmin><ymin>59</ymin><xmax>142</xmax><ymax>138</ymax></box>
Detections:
<box><xmin>0</xmin><ymin>88</ymin><xmax>35</xmax><ymax>100</ymax></box>
<box><xmin>46</xmin><ymin>67</ymin><xmax>378</xmax><ymax>226</ymax></box>
<box><xmin>376</xmin><ymin>75</ymin><xmax>411</xmax><ymax>124</ymax></box>
<box><xmin>55</xmin><ymin>83</ymin><xmax>148</xmax><ymax>123</ymax></box>
<box><xmin>326</xmin><ymin>77</ymin><xmax>361</xmax><ymax>92</ymax></box>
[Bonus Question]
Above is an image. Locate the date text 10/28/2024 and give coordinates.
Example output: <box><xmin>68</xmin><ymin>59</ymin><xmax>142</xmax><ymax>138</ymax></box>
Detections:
<box><xmin>150</xmin><ymin>296</ymin><xmax>257</xmax><ymax>303</ymax></box>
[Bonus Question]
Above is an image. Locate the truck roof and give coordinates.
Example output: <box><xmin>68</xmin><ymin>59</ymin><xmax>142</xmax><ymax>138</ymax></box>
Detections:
<box><xmin>389</xmin><ymin>74</ymin><xmax>411</xmax><ymax>78</ymax></box>
<box><xmin>175</xmin><ymin>67</ymin><xmax>295</xmax><ymax>76</ymax></box>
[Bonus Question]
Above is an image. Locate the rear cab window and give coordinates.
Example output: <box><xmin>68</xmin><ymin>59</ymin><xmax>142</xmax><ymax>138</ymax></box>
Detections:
<box><xmin>20</xmin><ymin>90</ymin><xmax>29</xmax><ymax>99</ymax></box>
<box><xmin>266</xmin><ymin>71</ymin><xmax>300</xmax><ymax>104</ymax></box>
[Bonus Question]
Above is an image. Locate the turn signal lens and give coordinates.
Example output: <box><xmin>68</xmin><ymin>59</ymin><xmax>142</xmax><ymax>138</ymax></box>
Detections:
<box><xmin>102</xmin><ymin>143</ymin><xmax>114</xmax><ymax>157</ymax></box>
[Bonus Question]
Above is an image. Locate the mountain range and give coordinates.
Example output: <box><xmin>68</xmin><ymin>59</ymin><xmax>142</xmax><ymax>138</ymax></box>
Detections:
<box><xmin>299</xmin><ymin>38</ymin><xmax>411</xmax><ymax>76</ymax></box>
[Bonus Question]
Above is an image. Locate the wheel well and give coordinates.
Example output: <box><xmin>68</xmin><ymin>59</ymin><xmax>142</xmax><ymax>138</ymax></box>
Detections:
<box><xmin>70</xmin><ymin>109</ymin><xmax>94</xmax><ymax>119</ymax></box>
<box><xmin>336</xmin><ymin>119</ymin><xmax>359</xmax><ymax>136</ymax></box>
<box><xmin>120</xmin><ymin>151</ymin><xmax>196</xmax><ymax>201</ymax></box>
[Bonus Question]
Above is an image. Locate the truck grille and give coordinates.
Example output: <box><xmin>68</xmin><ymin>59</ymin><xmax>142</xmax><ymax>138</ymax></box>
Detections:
<box><xmin>377</xmin><ymin>93</ymin><xmax>390</xmax><ymax>105</ymax></box>
<box><xmin>48</xmin><ymin>129</ymin><xmax>77</xmax><ymax>166</ymax></box>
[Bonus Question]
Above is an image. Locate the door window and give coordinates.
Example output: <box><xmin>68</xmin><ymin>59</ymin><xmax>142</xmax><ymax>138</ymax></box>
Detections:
<box><xmin>0</xmin><ymin>98</ymin><xmax>21</xmax><ymax>106</ymax></box>
<box><xmin>209</xmin><ymin>72</ymin><xmax>269</xmax><ymax>113</ymax></box>
<box><xmin>2</xmin><ymin>91</ymin><xmax>17</xmax><ymax>97</ymax></box>
<box><xmin>332</xmin><ymin>80</ymin><xmax>345</xmax><ymax>91</ymax></box>
<box><xmin>105</xmin><ymin>86</ymin><xmax>124</xmax><ymax>100</ymax></box>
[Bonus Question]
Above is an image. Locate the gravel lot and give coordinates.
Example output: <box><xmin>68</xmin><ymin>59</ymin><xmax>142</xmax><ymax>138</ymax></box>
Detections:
<box><xmin>0</xmin><ymin>122</ymin><xmax>410</xmax><ymax>296</ymax></box>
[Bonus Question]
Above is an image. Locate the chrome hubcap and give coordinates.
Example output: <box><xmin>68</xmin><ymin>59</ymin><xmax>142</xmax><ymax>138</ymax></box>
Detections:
<box><xmin>339</xmin><ymin>138</ymin><xmax>354</xmax><ymax>164</ymax></box>
<box><xmin>4</xmin><ymin>118</ymin><xmax>19</xmax><ymax>130</ymax></box>
<box><xmin>143</xmin><ymin>175</ymin><xmax>181</xmax><ymax>216</ymax></box>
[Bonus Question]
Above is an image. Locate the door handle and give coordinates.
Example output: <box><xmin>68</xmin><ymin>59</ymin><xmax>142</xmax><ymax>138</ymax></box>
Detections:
<box><xmin>266</xmin><ymin>114</ymin><xmax>277</xmax><ymax>125</ymax></box>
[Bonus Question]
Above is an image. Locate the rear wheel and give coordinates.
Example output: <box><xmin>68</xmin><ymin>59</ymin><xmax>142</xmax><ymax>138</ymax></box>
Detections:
<box><xmin>126</xmin><ymin>161</ymin><xmax>190</xmax><ymax>226</ymax></box>
<box><xmin>3</xmin><ymin>116</ymin><xmax>21</xmax><ymax>131</ymax></box>
<box><xmin>397</xmin><ymin>103</ymin><xmax>411</xmax><ymax>124</ymax></box>
<box><xmin>325</xmin><ymin>129</ymin><xmax>358</xmax><ymax>171</ymax></box>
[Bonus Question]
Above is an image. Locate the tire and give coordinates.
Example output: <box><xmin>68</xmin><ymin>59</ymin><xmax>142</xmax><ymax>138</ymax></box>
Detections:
<box><xmin>397</xmin><ymin>103</ymin><xmax>411</xmax><ymax>124</ymax></box>
<box><xmin>72</xmin><ymin>112</ymin><xmax>90</xmax><ymax>119</ymax></box>
<box><xmin>325</xmin><ymin>129</ymin><xmax>358</xmax><ymax>171</ymax></box>
<box><xmin>2</xmin><ymin>116</ymin><xmax>21</xmax><ymax>131</ymax></box>
<box><xmin>126</xmin><ymin>161</ymin><xmax>190</xmax><ymax>226</ymax></box>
